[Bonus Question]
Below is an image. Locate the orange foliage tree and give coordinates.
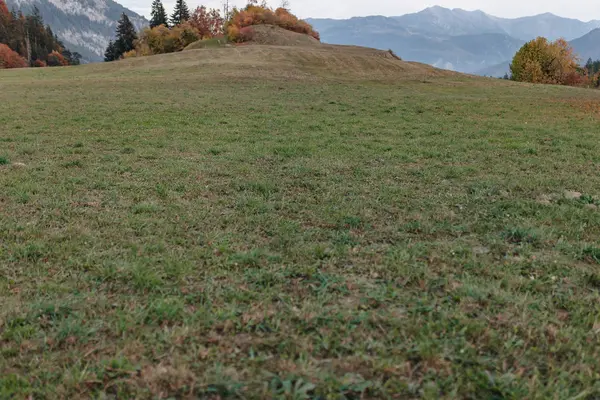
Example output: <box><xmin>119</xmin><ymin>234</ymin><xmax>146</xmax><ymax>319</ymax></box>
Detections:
<box><xmin>510</xmin><ymin>37</ymin><xmax>580</xmax><ymax>85</ymax></box>
<box><xmin>226</xmin><ymin>2</ymin><xmax>319</xmax><ymax>42</ymax></box>
<box><xmin>47</xmin><ymin>50</ymin><xmax>69</xmax><ymax>66</ymax></box>
<box><xmin>189</xmin><ymin>6</ymin><xmax>224</xmax><ymax>39</ymax></box>
<box><xmin>0</xmin><ymin>43</ymin><xmax>27</xmax><ymax>68</ymax></box>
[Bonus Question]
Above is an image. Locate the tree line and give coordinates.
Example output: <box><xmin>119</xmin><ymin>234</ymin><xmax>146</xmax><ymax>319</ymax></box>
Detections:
<box><xmin>104</xmin><ymin>0</ymin><xmax>319</xmax><ymax>61</ymax></box>
<box><xmin>0</xmin><ymin>0</ymin><xmax>80</xmax><ymax>68</ymax></box>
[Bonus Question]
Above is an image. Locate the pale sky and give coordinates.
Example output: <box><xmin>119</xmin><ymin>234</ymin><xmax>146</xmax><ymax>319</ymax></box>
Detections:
<box><xmin>125</xmin><ymin>0</ymin><xmax>600</xmax><ymax>22</ymax></box>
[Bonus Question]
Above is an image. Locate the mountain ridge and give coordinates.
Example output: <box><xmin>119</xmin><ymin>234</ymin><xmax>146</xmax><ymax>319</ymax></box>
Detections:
<box><xmin>307</xmin><ymin>6</ymin><xmax>600</xmax><ymax>75</ymax></box>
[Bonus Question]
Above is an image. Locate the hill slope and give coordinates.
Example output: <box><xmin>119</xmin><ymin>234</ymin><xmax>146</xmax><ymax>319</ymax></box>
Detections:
<box><xmin>2</xmin><ymin>44</ymin><xmax>600</xmax><ymax>398</ymax></box>
<box><xmin>6</xmin><ymin>0</ymin><xmax>147</xmax><ymax>62</ymax></box>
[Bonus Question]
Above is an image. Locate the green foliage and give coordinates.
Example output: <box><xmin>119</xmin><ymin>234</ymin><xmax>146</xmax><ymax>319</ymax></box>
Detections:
<box><xmin>104</xmin><ymin>39</ymin><xmax>117</xmax><ymax>62</ymax></box>
<box><xmin>150</xmin><ymin>0</ymin><xmax>168</xmax><ymax>28</ymax></box>
<box><xmin>113</xmin><ymin>13</ymin><xmax>138</xmax><ymax>60</ymax></box>
<box><xmin>170</xmin><ymin>0</ymin><xmax>190</xmax><ymax>26</ymax></box>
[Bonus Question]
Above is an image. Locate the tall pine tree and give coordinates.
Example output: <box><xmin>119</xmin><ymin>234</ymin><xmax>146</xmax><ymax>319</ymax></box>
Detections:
<box><xmin>170</xmin><ymin>0</ymin><xmax>189</xmax><ymax>26</ymax></box>
<box><xmin>150</xmin><ymin>0</ymin><xmax>168</xmax><ymax>28</ymax></box>
<box><xmin>113</xmin><ymin>13</ymin><xmax>137</xmax><ymax>59</ymax></box>
<box><xmin>104</xmin><ymin>39</ymin><xmax>116</xmax><ymax>61</ymax></box>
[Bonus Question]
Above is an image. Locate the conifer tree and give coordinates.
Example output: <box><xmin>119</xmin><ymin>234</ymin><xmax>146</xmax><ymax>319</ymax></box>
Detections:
<box><xmin>113</xmin><ymin>13</ymin><xmax>137</xmax><ymax>59</ymax></box>
<box><xmin>150</xmin><ymin>0</ymin><xmax>168</xmax><ymax>28</ymax></box>
<box><xmin>104</xmin><ymin>39</ymin><xmax>116</xmax><ymax>61</ymax></box>
<box><xmin>170</xmin><ymin>0</ymin><xmax>190</xmax><ymax>26</ymax></box>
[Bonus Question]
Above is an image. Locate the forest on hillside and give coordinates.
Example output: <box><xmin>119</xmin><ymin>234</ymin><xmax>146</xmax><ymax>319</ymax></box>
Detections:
<box><xmin>0</xmin><ymin>0</ymin><xmax>79</xmax><ymax>68</ymax></box>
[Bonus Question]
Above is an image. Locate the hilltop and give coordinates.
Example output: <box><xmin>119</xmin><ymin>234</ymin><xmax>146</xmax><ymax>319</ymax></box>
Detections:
<box><xmin>2</xmin><ymin>39</ymin><xmax>600</xmax><ymax>398</ymax></box>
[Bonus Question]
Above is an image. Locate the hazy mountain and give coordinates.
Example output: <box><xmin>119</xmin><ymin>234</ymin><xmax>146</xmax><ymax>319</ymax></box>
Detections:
<box><xmin>494</xmin><ymin>13</ymin><xmax>600</xmax><ymax>41</ymax></box>
<box><xmin>308</xmin><ymin>6</ymin><xmax>600</xmax><ymax>74</ymax></box>
<box><xmin>6</xmin><ymin>0</ymin><xmax>147</xmax><ymax>62</ymax></box>
<box><xmin>571</xmin><ymin>28</ymin><xmax>600</xmax><ymax>62</ymax></box>
<box><xmin>392</xmin><ymin>6</ymin><xmax>506</xmax><ymax>37</ymax></box>
<box><xmin>474</xmin><ymin>30</ymin><xmax>600</xmax><ymax>78</ymax></box>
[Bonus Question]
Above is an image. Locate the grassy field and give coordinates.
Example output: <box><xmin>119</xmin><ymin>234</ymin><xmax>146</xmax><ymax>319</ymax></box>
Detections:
<box><xmin>2</xmin><ymin>45</ymin><xmax>600</xmax><ymax>399</ymax></box>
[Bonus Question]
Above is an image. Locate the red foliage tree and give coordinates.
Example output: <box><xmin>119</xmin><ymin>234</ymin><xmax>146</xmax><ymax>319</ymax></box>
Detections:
<box><xmin>47</xmin><ymin>50</ymin><xmax>69</xmax><ymax>66</ymax></box>
<box><xmin>0</xmin><ymin>43</ymin><xmax>27</xmax><ymax>68</ymax></box>
<box><xmin>33</xmin><ymin>59</ymin><xmax>47</xmax><ymax>67</ymax></box>
<box><xmin>189</xmin><ymin>6</ymin><xmax>224</xmax><ymax>39</ymax></box>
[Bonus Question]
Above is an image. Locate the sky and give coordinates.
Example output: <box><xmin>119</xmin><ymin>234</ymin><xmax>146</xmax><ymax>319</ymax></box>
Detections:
<box><xmin>124</xmin><ymin>0</ymin><xmax>600</xmax><ymax>22</ymax></box>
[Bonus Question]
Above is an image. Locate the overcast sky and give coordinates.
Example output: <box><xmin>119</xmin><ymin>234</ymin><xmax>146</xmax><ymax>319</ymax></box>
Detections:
<box><xmin>125</xmin><ymin>0</ymin><xmax>600</xmax><ymax>22</ymax></box>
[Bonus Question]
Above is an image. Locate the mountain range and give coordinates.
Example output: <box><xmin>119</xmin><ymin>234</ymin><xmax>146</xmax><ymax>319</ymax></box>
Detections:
<box><xmin>308</xmin><ymin>6</ymin><xmax>600</xmax><ymax>76</ymax></box>
<box><xmin>6</xmin><ymin>0</ymin><xmax>147</xmax><ymax>62</ymax></box>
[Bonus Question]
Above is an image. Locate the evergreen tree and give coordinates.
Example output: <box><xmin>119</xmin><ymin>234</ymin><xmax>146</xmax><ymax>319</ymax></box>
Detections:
<box><xmin>104</xmin><ymin>39</ymin><xmax>116</xmax><ymax>61</ymax></box>
<box><xmin>150</xmin><ymin>0</ymin><xmax>168</xmax><ymax>28</ymax></box>
<box><xmin>113</xmin><ymin>13</ymin><xmax>137</xmax><ymax>59</ymax></box>
<box><xmin>586</xmin><ymin>57</ymin><xmax>594</xmax><ymax>75</ymax></box>
<box><xmin>170</xmin><ymin>0</ymin><xmax>190</xmax><ymax>26</ymax></box>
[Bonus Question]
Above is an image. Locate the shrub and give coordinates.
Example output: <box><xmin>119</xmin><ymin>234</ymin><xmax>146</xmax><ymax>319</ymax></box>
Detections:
<box><xmin>123</xmin><ymin>50</ymin><xmax>138</xmax><ymax>59</ymax></box>
<box><xmin>239</xmin><ymin>26</ymin><xmax>255</xmax><ymax>42</ymax></box>
<box><xmin>47</xmin><ymin>51</ymin><xmax>69</xmax><ymax>67</ymax></box>
<box><xmin>137</xmin><ymin>22</ymin><xmax>200</xmax><ymax>55</ymax></box>
<box><xmin>33</xmin><ymin>59</ymin><xmax>47</xmax><ymax>67</ymax></box>
<box><xmin>0</xmin><ymin>44</ymin><xmax>27</xmax><ymax>69</ymax></box>
<box><xmin>226</xmin><ymin>4</ymin><xmax>319</xmax><ymax>42</ymax></box>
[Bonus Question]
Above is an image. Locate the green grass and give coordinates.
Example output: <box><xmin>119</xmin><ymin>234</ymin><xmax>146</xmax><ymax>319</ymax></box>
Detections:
<box><xmin>2</xmin><ymin>48</ymin><xmax>600</xmax><ymax>399</ymax></box>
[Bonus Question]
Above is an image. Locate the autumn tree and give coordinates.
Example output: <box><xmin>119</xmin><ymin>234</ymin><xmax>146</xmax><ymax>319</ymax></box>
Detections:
<box><xmin>150</xmin><ymin>0</ymin><xmax>168</xmax><ymax>28</ymax></box>
<box><xmin>0</xmin><ymin>43</ymin><xmax>27</xmax><ymax>68</ymax></box>
<box><xmin>226</xmin><ymin>3</ymin><xmax>319</xmax><ymax>42</ymax></box>
<box><xmin>0</xmin><ymin>3</ymin><xmax>73</xmax><ymax>67</ymax></box>
<box><xmin>113</xmin><ymin>13</ymin><xmax>137</xmax><ymax>59</ymax></box>
<box><xmin>189</xmin><ymin>6</ymin><xmax>223</xmax><ymax>38</ymax></box>
<box><xmin>47</xmin><ymin>50</ymin><xmax>68</xmax><ymax>66</ymax></box>
<box><xmin>170</xmin><ymin>0</ymin><xmax>190</xmax><ymax>26</ymax></box>
<box><xmin>136</xmin><ymin>22</ymin><xmax>199</xmax><ymax>55</ymax></box>
<box><xmin>510</xmin><ymin>37</ymin><xmax>579</xmax><ymax>85</ymax></box>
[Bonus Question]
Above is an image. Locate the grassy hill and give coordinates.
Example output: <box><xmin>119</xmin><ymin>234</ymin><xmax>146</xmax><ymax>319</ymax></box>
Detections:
<box><xmin>2</xmin><ymin>42</ymin><xmax>600</xmax><ymax>398</ymax></box>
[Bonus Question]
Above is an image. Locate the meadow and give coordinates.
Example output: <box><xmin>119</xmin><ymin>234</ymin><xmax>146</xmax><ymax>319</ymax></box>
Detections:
<box><xmin>2</xmin><ymin>46</ymin><xmax>600</xmax><ymax>398</ymax></box>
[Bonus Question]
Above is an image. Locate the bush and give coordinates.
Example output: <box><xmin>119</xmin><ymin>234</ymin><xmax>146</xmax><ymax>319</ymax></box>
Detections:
<box><xmin>47</xmin><ymin>51</ymin><xmax>69</xmax><ymax>67</ymax></box>
<box><xmin>0</xmin><ymin>44</ymin><xmax>27</xmax><ymax>69</ymax></box>
<box><xmin>226</xmin><ymin>4</ymin><xmax>319</xmax><ymax>42</ymax></box>
<box><xmin>33</xmin><ymin>59</ymin><xmax>47</xmax><ymax>67</ymax></box>
<box><xmin>137</xmin><ymin>22</ymin><xmax>200</xmax><ymax>55</ymax></box>
<box><xmin>123</xmin><ymin>50</ymin><xmax>138</xmax><ymax>59</ymax></box>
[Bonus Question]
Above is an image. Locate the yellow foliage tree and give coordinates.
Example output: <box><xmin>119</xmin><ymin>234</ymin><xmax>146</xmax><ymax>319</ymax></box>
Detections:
<box><xmin>135</xmin><ymin>22</ymin><xmax>200</xmax><ymax>56</ymax></box>
<box><xmin>510</xmin><ymin>37</ymin><xmax>579</xmax><ymax>85</ymax></box>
